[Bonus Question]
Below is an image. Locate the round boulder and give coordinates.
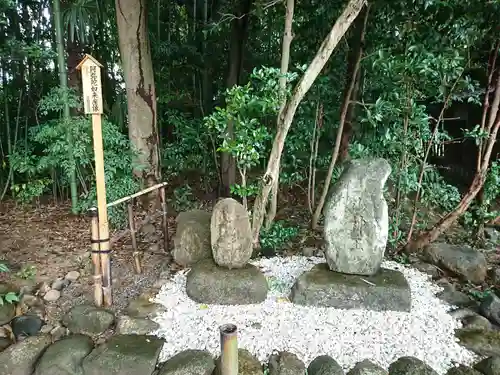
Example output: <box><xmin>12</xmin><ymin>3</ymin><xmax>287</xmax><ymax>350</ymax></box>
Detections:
<box><xmin>82</xmin><ymin>334</ymin><xmax>164</xmax><ymax>375</ymax></box>
<box><xmin>34</xmin><ymin>334</ymin><xmax>94</xmax><ymax>375</ymax></box>
<box><xmin>388</xmin><ymin>356</ymin><xmax>439</xmax><ymax>375</ymax></box>
<box><xmin>158</xmin><ymin>349</ymin><xmax>215</xmax><ymax>375</ymax></box>
<box><xmin>62</xmin><ymin>305</ymin><xmax>115</xmax><ymax>335</ymax></box>
<box><xmin>173</xmin><ymin>210</ymin><xmax>212</xmax><ymax>267</ymax></box>
<box><xmin>211</xmin><ymin>198</ymin><xmax>252</xmax><ymax>269</ymax></box>
<box><xmin>348</xmin><ymin>360</ymin><xmax>387</xmax><ymax>375</ymax></box>
<box><xmin>214</xmin><ymin>349</ymin><xmax>263</xmax><ymax>375</ymax></box>
<box><xmin>307</xmin><ymin>355</ymin><xmax>344</xmax><ymax>375</ymax></box>
<box><xmin>268</xmin><ymin>351</ymin><xmax>305</xmax><ymax>375</ymax></box>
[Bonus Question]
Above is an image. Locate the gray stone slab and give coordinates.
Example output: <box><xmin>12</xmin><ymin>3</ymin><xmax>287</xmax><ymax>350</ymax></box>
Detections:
<box><xmin>186</xmin><ymin>259</ymin><xmax>268</xmax><ymax>305</ymax></box>
<box><xmin>289</xmin><ymin>263</ymin><xmax>411</xmax><ymax>312</ymax></box>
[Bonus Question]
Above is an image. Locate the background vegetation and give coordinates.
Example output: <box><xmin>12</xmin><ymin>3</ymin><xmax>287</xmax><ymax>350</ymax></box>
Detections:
<box><xmin>0</xmin><ymin>0</ymin><xmax>499</xmax><ymax>256</ymax></box>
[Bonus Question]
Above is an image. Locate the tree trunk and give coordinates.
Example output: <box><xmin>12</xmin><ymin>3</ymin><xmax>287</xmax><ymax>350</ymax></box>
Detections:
<box><xmin>201</xmin><ymin>0</ymin><xmax>213</xmax><ymax>115</ymax></box>
<box><xmin>220</xmin><ymin>0</ymin><xmax>253</xmax><ymax>198</ymax></box>
<box><xmin>265</xmin><ymin>0</ymin><xmax>295</xmax><ymax>228</ymax></box>
<box><xmin>115</xmin><ymin>0</ymin><xmax>161</xmax><ymax>197</ymax></box>
<box><xmin>338</xmin><ymin>6</ymin><xmax>368</xmax><ymax>163</ymax></box>
<box><xmin>310</xmin><ymin>4</ymin><xmax>369</xmax><ymax>230</ymax></box>
<box><xmin>66</xmin><ymin>32</ymin><xmax>83</xmax><ymax>116</ymax></box>
<box><xmin>251</xmin><ymin>0</ymin><xmax>367</xmax><ymax>245</ymax></box>
<box><xmin>53</xmin><ymin>0</ymin><xmax>79</xmax><ymax>213</ymax></box>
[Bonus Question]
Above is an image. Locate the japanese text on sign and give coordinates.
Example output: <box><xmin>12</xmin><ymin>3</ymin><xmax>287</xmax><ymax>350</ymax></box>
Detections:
<box><xmin>80</xmin><ymin>60</ymin><xmax>103</xmax><ymax>114</ymax></box>
<box><xmin>90</xmin><ymin>66</ymin><xmax>100</xmax><ymax>113</ymax></box>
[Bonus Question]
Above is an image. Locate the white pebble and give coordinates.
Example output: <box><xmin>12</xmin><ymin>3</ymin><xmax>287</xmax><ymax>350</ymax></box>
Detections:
<box><xmin>151</xmin><ymin>256</ymin><xmax>478</xmax><ymax>374</ymax></box>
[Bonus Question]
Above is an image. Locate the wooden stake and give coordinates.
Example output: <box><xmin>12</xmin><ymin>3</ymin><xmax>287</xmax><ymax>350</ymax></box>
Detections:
<box><xmin>160</xmin><ymin>186</ymin><xmax>169</xmax><ymax>252</ymax></box>
<box><xmin>77</xmin><ymin>55</ymin><xmax>112</xmax><ymax>307</ymax></box>
<box><xmin>92</xmin><ymin>113</ymin><xmax>112</xmax><ymax>306</ymax></box>
<box><xmin>89</xmin><ymin>208</ymin><xmax>103</xmax><ymax>307</ymax></box>
<box><xmin>128</xmin><ymin>200</ymin><xmax>141</xmax><ymax>274</ymax></box>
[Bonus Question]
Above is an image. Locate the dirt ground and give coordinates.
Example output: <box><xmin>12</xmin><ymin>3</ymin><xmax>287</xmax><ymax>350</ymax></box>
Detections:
<box><xmin>0</xmin><ymin>200</ymin><xmax>175</xmax><ymax>323</ymax></box>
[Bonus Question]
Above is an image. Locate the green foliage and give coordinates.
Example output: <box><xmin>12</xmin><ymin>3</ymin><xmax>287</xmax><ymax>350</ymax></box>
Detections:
<box><xmin>168</xmin><ymin>185</ymin><xmax>199</xmax><ymax>212</ymax></box>
<box><xmin>0</xmin><ymin>263</ymin><xmax>9</xmax><ymax>273</ymax></box>
<box><xmin>16</xmin><ymin>265</ymin><xmax>36</xmax><ymax>280</ymax></box>
<box><xmin>0</xmin><ymin>291</ymin><xmax>18</xmax><ymax>306</ymax></box>
<box><xmin>463</xmin><ymin>161</ymin><xmax>500</xmax><ymax>230</ymax></box>
<box><xmin>466</xmin><ymin>285</ymin><xmax>493</xmax><ymax>301</ymax></box>
<box><xmin>2</xmin><ymin>0</ymin><xmax>499</xmax><ymax>252</ymax></box>
<box><xmin>205</xmin><ymin>67</ymin><xmax>297</xmax><ymax>203</ymax></box>
<box><xmin>259</xmin><ymin>220</ymin><xmax>300</xmax><ymax>253</ymax></box>
<box><xmin>0</xmin><ymin>263</ymin><xmax>19</xmax><ymax>306</ymax></box>
<box><xmin>162</xmin><ymin>110</ymin><xmax>215</xmax><ymax>185</ymax></box>
<box><xmin>393</xmin><ymin>253</ymin><xmax>411</xmax><ymax>265</ymax></box>
<box><xmin>9</xmin><ymin>89</ymin><xmax>140</xmax><ymax>227</ymax></box>
<box><xmin>266</xmin><ymin>276</ymin><xmax>289</xmax><ymax>294</ymax></box>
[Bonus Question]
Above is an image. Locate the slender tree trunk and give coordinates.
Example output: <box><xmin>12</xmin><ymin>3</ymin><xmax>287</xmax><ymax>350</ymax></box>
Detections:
<box><xmin>201</xmin><ymin>0</ymin><xmax>212</xmax><ymax>115</ymax></box>
<box><xmin>310</xmin><ymin>3</ymin><xmax>369</xmax><ymax>230</ymax></box>
<box><xmin>220</xmin><ymin>0</ymin><xmax>253</xmax><ymax>197</ymax></box>
<box><xmin>115</xmin><ymin>0</ymin><xmax>161</xmax><ymax>202</ymax></box>
<box><xmin>66</xmin><ymin>30</ymin><xmax>83</xmax><ymax>116</ymax></box>
<box><xmin>338</xmin><ymin>6</ymin><xmax>368</xmax><ymax>163</ymax></box>
<box><xmin>251</xmin><ymin>0</ymin><xmax>367</xmax><ymax>245</ymax></box>
<box><xmin>265</xmin><ymin>0</ymin><xmax>295</xmax><ymax>228</ymax></box>
<box><xmin>53</xmin><ymin>0</ymin><xmax>78</xmax><ymax>213</ymax></box>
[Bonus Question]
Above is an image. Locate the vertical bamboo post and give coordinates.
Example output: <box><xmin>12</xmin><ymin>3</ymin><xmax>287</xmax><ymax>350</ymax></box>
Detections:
<box><xmin>89</xmin><ymin>207</ymin><xmax>103</xmax><ymax>307</ymax></box>
<box><xmin>77</xmin><ymin>55</ymin><xmax>112</xmax><ymax>306</ymax></box>
<box><xmin>128</xmin><ymin>200</ymin><xmax>142</xmax><ymax>274</ymax></box>
<box><xmin>93</xmin><ymin>114</ymin><xmax>112</xmax><ymax>306</ymax></box>
<box><xmin>219</xmin><ymin>324</ymin><xmax>238</xmax><ymax>375</ymax></box>
<box><xmin>160</xmin><ymin>186</ymin><xmax>169</xmax><ymax>252</ymax></box>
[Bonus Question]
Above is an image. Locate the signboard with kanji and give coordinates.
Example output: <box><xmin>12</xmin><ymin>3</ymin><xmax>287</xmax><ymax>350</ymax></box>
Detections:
<box><xmin>76</xmin><ymin>54</ymin><xmax>103</xmax><ymax>114</ymax></box>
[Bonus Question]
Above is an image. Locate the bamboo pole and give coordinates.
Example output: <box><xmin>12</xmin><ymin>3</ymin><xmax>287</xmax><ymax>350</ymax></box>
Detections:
<box><xmin>128</xmin><ymin>200</ymin><xmax>142</xmax><ymax>274</ymax></box>
<box><xmin>107</xmin><ymin>182</ymin><xmax>168</xmax><ymax>208</ymax></box>
<box><xmin>91</xmin><ymin>113</ymin><xmax>112</xmax><ymax>307</ymax></box>
<box><xmin>77</xmin><ymin>55</ymin><xmax>111</xmax><ymax>306</ymax></box>
<box><xmin>89</xmin><ymin>208</ymin><xmax>103</xmax><ymax>307</ymax></box>
<box><xmin>110</xmin><ymin>210</ymin><xmax>164</xmax><ymax>246</ymax></box>
<box><xmin>220</xmin><ymin>324</ymin><xmax>238</xmax><ymax>375</ymax></box>
<box><xmin>160</xmin><ymin>186</ymin><xmax>169</xmax><ymax>252</ymax></box>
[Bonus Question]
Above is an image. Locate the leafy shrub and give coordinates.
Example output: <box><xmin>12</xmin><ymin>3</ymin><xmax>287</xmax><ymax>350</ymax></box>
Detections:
<box><xmin>205</xmin><ymin>67</ymin><xmax>297</xmax><ymax>207</ymax></box>
<box><xmin>8</xmin><ymin>86</ymin><xmax>140</xmax><ymax>227</ymax></box>
<box><xmin>0</xmin><ymin>263</ymin><xmax>19</xmax><ymax>306</ymax></box>
<box><xmin>259</xmin><ymin>220</ymin><xmax>300</xmax><ymax>253</ymax></box>
<box><xmin>10</xmin><ymin>115</ymin><xmax>139</xmax><ymax>227</ymax></box>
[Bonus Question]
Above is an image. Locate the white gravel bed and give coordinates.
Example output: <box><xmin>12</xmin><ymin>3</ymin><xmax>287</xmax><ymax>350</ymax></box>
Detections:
<box><xmin>151</xmin><ymin>256</ymin><xmax>478</xmax><ymax>374</ymax></box>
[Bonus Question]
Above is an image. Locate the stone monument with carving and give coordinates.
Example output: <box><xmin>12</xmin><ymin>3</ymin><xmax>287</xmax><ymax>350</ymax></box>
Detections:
<box><xmin>184</xmin><ymin>198</ymin><xmax>269</xmax><ymax>305</ymax></box>
<box><xmin>290</xmin><ymin>158</ymin><xmax>411</xmax><ymax>312</ymax></box>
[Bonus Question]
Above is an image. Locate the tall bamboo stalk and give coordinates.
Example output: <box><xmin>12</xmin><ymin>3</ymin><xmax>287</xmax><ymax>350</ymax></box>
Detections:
<box><xmin>53</xmin><ymin>0</ymin><xmax>78</xmax><ymax>213</ymax></box>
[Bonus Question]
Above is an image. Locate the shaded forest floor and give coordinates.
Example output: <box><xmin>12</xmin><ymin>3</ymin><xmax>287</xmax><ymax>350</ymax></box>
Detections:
<box><xmin>0</xmin><ymin>200</ymin><xmax>174</xmax><ymax>324</ymax></box>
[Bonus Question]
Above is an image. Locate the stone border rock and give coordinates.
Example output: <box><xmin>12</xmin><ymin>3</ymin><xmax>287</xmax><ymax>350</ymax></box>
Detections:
<box><xmin>3</xmin><ymin>334</ymin><xmax>500</xmax><ymax>375</ymax></box>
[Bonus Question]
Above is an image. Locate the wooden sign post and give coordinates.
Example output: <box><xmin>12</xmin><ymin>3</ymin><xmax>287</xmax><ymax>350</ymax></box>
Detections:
<box><xmin>76</xmin><ymin>54</ymin><xmax>112</xmax><ymax>307</ymax></box>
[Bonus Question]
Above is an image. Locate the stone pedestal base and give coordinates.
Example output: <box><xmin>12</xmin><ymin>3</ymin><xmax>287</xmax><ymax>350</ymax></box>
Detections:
<box><xmin>289</xmin><ymin>263</ymin><xmax>411</xmax><ymax>312</ymax></box>
<box><xmin>186</xmin><ymin>259</ymin><xmax>268</xmax><ymax>305</ymax></box>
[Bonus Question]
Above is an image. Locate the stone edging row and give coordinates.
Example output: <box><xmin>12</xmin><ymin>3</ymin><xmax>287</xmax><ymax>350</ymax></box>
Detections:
<box><xmin>2</xmin><ymin>330</ymin><xmax>500</xmax><ymax>375</ymax></box>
